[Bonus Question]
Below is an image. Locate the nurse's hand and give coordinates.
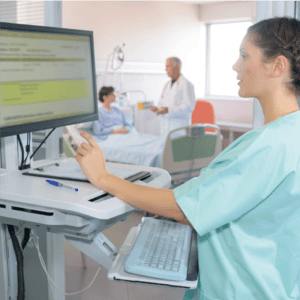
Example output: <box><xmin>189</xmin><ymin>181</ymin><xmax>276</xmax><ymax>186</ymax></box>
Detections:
<box><xmin>157</xmin><ymin>107</ymin><xmax>168</xmax><ymax>114</ymax></box>
<box><xmin>75</xmin><ymin>131</ymin><xmax>108</xmax><ymax>187</ymax></box>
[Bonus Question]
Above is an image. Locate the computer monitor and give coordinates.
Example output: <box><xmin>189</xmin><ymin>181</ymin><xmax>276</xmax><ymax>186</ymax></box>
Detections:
<box><xmin>0</xmin><ymin>22</ymin><xmax>98</xmax><ymax>138</ymax></box>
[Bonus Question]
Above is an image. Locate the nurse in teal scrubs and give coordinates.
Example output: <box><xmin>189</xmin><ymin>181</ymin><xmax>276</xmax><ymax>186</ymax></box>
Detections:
<box><xmin>75</xmin><ymin>17</ymin><xmax>300</xmax><ymax>300</ymax></box>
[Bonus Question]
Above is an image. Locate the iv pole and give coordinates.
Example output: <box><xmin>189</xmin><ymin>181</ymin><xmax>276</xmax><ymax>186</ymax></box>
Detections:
<box><xmin>102</xmin><ymin>44</ymin><xmax>125</xmax><ymax>88</ymax></box>
<box><xmin>101</xmin><ymin>44</ymin><xmax>148</xmax><ymax>107</ymax></box>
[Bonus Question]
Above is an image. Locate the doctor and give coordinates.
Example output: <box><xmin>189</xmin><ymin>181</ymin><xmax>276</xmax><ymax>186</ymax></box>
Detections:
<box><xmin>150</xmin><ymin>57</ymin><xmax>195</xmax><ymax>137</ymax></box>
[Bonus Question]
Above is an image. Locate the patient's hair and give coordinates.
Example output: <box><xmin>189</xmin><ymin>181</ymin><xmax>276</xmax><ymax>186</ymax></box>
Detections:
<box><xmin>167</xmin><ymin>57</ymin><xmax>181</xmax><ymax>70</ymax></box>
<box><xmin>247</xmin><ymin>17</ymin><xmax>300</xmax><ymax>95</ymax></box>
<box><xmin>99</xmin><ymin>86</ymin><xmax>114</xmax><ymax>103</ymax></box>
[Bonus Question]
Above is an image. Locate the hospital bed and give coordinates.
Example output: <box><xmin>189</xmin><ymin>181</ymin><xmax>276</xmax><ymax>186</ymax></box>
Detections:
<box><xmin>63</xmin><ymin>122</ymin><xmax>222</xmax><ymax>183</ymax></box>
<box><xmin>63</xmin><ymin>124</ymin><xmax>165</xmax><ymax>167</ymax></box>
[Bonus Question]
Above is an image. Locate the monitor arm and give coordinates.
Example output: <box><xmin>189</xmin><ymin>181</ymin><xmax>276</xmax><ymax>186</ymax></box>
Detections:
<box><xmin>65</xmin><ymin>232</ymin><xmax>118</xmax><ymax>270</ymax></box>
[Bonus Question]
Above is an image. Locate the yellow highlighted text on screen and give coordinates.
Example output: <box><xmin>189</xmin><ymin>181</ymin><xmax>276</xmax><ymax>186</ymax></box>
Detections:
<box><xmin>1</xmin><ymin>80</ymin><xmax>89</xmax><ymax>106</ymax></box>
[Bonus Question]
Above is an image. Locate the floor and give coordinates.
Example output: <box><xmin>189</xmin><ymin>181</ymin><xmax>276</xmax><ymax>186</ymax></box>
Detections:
<box><xmin>64</xmin><ymin>211</ymin><xmax>186</xmax><ymax>300</ymax></box>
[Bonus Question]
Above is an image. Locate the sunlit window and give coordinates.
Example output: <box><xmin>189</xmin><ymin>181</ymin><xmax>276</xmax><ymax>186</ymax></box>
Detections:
<box><xmin>16</xmin><ymin>1</ymin><xmax>45</xmax><ymax>26</ymax></box>
<box><xmin>207</xmin><ymin>21</ymin><xmax>252</xmax><ymax>98</ymax></box>
<box><xmin>0</xmin><ymin>1</ymin><xmax>44</xmax><ymax>25</ymax></box>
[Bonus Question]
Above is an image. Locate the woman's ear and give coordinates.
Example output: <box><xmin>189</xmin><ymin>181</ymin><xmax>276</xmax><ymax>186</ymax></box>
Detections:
<box><xmin>273</xmin><ymin>55</ymin><xmax>288</xmax><ymax>78</ymax></box>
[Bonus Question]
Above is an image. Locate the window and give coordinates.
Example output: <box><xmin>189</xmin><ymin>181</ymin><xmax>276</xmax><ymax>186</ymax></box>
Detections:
<box><xmin>0</xmin><ymin>1</ymin><xmax>44</xmax><ymax>25</ymax></box>
<box><xmin>206</xmin><ymin>21</ymin><xmax>252</xmax><ymax>99</ymax></box>
<box><xmin>0</xmin><ymin>1</ymin><xmax>17</xmax><ymax>23</ymax></box>
<box><xmin>15</xmin><ymin>1</ymin><xmax>45</xmax><ymax>25</ymax></box>
<box><xmin>296</xmin><ymin>1</ymin><xmax>300</xmax><ymax>20</ymax></box>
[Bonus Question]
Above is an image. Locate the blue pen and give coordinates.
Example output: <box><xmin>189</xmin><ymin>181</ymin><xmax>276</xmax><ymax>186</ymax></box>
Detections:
<box><xmin>46</xmin><ymin>180</ymin><xmax>79</xmax><ymax>192</ymax></box>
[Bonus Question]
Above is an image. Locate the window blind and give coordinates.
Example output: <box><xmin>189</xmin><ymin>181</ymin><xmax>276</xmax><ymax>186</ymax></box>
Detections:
<box><xmin>0</xmin><ymin>1</ymin><xmax>44</xmax><ymax>25</ymax></box>
<box><xmin>0</xmin><ymin>1</ymin><xmax>17</xmax><ymax>23</ymax></box>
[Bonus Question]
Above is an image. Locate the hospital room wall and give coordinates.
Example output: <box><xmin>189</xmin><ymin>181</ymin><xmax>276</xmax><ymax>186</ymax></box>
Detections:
<box><xmin>198</xmin><ymin>1</ymin><xmax>256</xmax><ymax>126</ymax></box>
<box><xmin>62</xmin><ymin>1</ymin><xmax>255</xmax><ymax>123</ymax></box>
<box><xmin>62</xmin><ymin>1</ymin><xmax>204</xmax><ymax>104</ymax></box>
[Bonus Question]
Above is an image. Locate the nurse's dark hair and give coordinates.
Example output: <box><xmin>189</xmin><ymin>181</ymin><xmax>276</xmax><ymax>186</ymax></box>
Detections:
<box><xmin>99</xmin><ymin>86</ymin><xmax>114</xmax><ymax>103</ymax></box>
<box><xmin>247</xmin><ymin>17</ymin><xmax>300</xmax><ymax>95</ymax></box>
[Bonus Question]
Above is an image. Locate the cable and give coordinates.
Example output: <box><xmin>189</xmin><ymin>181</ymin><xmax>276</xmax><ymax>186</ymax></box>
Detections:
<box><xmin>23</xmin><ymin>133</ymin><xmax>31</xmax><ymax>167</ymax></box>
<box><xmin>17</xmin><ymin>133</ymin><xmax>31</xmax><ymax>170</ymax></box>
<box><xmin>30</xmin><ymin>128</ymin><xmax>56</xmax><ymax>160</ymax></box>
<box><xmin>17</xmin><ymin>135</ymin><xmax>25</xmax><ymax>170</ymax></box>
<box><xmin>32</xmin><ymin>230</ymin><xmax>101</xmax><ymax>296</ymax></box>
<box><xmin>7</xmin><ymin>225</ymin><xmax>25</xmax><ymax>300</ymax></box>
<box><xmin>21</xmin><ymin>228</ymin><xmax>31</xmax><ymax>250</ymax></box>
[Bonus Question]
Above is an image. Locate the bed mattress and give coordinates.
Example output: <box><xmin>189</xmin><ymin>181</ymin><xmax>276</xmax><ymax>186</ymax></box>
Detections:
<box><xmin>82</xmin><ymin>129</ymin><xmax>165</xmax><ymax>168</ymax></box>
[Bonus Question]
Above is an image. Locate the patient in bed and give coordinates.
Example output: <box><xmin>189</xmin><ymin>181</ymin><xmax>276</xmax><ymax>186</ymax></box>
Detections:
<box><xmin>93</xmin><ymin>86</ymin><xmax>136</xmax><ymax>140</ymax></box>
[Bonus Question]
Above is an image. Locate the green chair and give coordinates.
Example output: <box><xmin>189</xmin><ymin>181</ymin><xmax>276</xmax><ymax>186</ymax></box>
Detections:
<box><xmin>161</xmin><ymin>124</ymin><xmax>222</xmax><ymax>187</ymax></box>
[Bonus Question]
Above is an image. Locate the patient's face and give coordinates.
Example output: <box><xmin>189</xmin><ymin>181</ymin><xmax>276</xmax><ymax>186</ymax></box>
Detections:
<box><xmin>103</xmin><ymin>92</ymin><xmax>116</xmax><ymax>104</ymax></box>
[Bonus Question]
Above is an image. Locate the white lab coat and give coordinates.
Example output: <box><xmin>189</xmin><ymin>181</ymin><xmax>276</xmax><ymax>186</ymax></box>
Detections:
<box><xmin>158</xmin><ymin>74</ymin><xmax>195</xmax><ymax>137</ymax></box>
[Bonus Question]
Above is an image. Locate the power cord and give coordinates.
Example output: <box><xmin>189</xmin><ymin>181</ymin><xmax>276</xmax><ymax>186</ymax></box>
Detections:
<box><xmin>32</xmin><ymin>230</ymin><xmax>101</xmax><ymax>296</ymax></box>
<box><xmin>17</xmin><ymin>133</ymin><xmax>31</xmax><ymax>170</ymax></box>
<box><xmin>16</xmin><ymin>133</ymin><xmax>33</xmax><ymax>255</ymax></box>
<box><xmin>16</xmin><ymin>135</ymin><xmax>25</xmax><ymax>170</ymax></box>
<box><xmin>22</xmin><ymin>228</ymin><xmax>31</xmax><ymax>250</ymax></box>
<box><xmin>7</xmin><ymin>225</ymin><xmax>25</xmax><ymax>300</ymax></box>
<box><xmin>17</xmin><ymin>129</ymin><xmax>57</xmax><ymax>170</ymax></box>
<box><xmin>23</xmin><ymin>133</ymin><xmax>31</xmax><ymax>167</ymax></box>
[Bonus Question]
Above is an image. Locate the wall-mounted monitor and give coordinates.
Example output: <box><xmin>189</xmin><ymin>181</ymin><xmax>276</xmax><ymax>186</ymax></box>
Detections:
<box><xmin>0</xmin><ymin>22</ymin><xmax>98</xmax><ymax>138</ymax></box>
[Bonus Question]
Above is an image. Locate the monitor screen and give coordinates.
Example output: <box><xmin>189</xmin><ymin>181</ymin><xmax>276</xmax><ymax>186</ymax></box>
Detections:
<box><xmin>0</xmin><ymin>22</ymin><xmax>98</xmax><ymax>138</ymax></box>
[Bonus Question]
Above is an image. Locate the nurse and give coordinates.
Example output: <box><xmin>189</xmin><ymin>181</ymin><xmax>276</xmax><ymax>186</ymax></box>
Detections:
<box><xmin>76</xmin><ymin>17</ymin><xmax>300</xmax><ymax>299</ymax></box>
<box><xmin>149</xmin><ymin>57</ymin><xmax>196</xmax><ymax>137</ymax></box>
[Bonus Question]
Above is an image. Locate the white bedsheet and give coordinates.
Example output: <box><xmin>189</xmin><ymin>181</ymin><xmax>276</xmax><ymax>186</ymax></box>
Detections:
<box><xmin>82</xmin><ymin>129</ymin><xmax>165</xmax><ymax>167</ymax></box>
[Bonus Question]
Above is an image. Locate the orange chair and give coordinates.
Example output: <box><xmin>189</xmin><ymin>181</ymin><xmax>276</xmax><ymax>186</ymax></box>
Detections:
<box><xmin>191</xmin><ymin>100</ymin><xmax>216</xmax><ymax>132</ymax></box>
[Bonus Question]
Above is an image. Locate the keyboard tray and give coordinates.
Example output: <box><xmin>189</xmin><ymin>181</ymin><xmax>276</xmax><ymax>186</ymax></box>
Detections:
<box><xmin>107</xmin><ymin>220</ymin><xmax>198</xmax><ymax>289</ymax></box>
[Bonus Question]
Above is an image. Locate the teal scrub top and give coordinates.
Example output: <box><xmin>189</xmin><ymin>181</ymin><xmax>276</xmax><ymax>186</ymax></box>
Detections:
<box><xmin>174</xmin><ymin>111</ymin><xmax>300</xmax><ymax>300</ymax></box>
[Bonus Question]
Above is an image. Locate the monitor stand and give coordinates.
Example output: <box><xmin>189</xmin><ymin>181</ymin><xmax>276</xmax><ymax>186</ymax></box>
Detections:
<box><xmin>0</xmin><ymin>136</ymin><xmax>19</xmax><ymax>170</ymax></box>
<box><xmin>0</xmin><ymin>134</ymin><xmax>65</xmax><ymax>300</ymax></box>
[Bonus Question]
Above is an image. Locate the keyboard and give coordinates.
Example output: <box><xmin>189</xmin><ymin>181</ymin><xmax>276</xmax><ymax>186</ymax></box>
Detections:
<box><xmin>124</xmin><ymin>218</ymin><xmax>192</xmax><ymax>281</ymax></box>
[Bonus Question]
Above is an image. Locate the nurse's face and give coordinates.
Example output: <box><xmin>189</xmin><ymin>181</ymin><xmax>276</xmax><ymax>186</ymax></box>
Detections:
<box><xmin>232</xmin><ymin>34</ymin><xmax>271</xmax><ymax>99</ymax></box>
